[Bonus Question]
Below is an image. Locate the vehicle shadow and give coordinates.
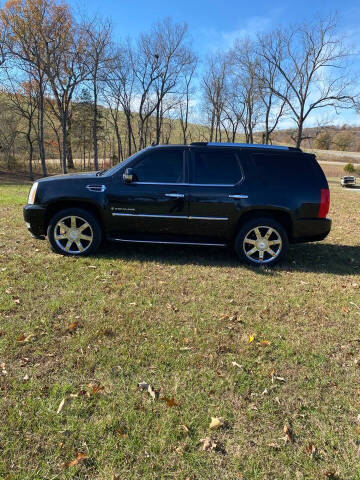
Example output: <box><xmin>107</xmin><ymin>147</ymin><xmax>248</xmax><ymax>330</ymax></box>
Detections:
<box><xmin>98</xmin><ymin>241</ymin><xmax>360</xmax><ymax>276</ymax></box>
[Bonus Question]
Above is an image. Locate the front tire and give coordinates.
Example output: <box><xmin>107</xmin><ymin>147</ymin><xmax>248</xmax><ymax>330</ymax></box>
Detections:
<box><xmin>235</xmin><ymin>218</ymin><xmax>289</xmax><ymax>266</ymax></box>
<box><xmin>47</xmin><ymin>208</ymin><xmax>102</xmax><ymax>256</ymax></box>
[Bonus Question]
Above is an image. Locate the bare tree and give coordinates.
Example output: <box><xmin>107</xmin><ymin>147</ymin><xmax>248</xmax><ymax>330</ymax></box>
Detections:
<box><xmin>6</xmin><ymin>74</ymin><xmax>38</xmax><ymax>179</ymax></box>
<box><xmin>41</xmin><ymin>9</ymin><xmax>88</xmax><ymax>173</ymax></box>
<box><xmin>149</xmin><ymin>19</ymin><xmax>196</xmax><ymax>144</ymax></box>
<box><xmin>103</xmin><ymin>42</ymin><xmax>136</xmax><ymax>158</ymax></box>
<box><xmin>230</xmin><ymin>39</ymin><xmax>263</xmax><ymax>144</ymax></box>
<box><xmin>202</xmin><ymin>53</ymin><xmax>228</xmax><ymax>142</ymax></box>
<box><xmin>0</xmin><ymin>0</ymin><xmax>53</xmax><ymax>176</ymax></box>
<box><xmin>133</xmin><ymin>32</ymin><xmax>162</xmax><ymax>149</ymax></box>
<box><xmin>0</xmin><ymin>98</ymin><xmax>20</xmax><ymax>171</ymax></box>
<box><xmin>0</xmin><ymin>19</ymin><xmax>9</xmax><ymax>68</ymax></box>
<box><xmin>254</xmin><ymin>41</ymin><xmax>289</xmax><ymax>144</ymax></box>
<box><xmin>82</xmin><ymin>17</ymin><xmax>113</xmax><ymax>170</ymax></box>
<box><xmin>177</xmin><ymin>57</ymin><xmax>197</xmax><ymax>144</ymax></box>
<box><xmin>258</xmin><ymin>15</ymin><xmax>355</xmax><ymax>148</ymax></box>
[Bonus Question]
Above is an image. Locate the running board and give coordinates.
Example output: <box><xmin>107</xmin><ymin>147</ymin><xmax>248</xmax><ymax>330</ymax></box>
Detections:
<box><xmin>108</xmin><ymin>237</ymin><xmax>227</xmax><ymax>247</ymax></box>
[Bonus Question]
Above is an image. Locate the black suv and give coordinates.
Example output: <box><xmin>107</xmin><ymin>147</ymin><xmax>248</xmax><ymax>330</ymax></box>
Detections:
<box><xmin>24</xmin><ymin>142</ymin><xmax>331</xmax><ymax>266</ymax></box>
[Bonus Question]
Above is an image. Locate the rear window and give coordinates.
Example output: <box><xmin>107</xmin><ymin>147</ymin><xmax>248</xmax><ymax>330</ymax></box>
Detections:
<box><xmin>251</xmin><ymin>153</ymin><xmax>316</xmax><ymax>186</ymax></box>
<box><xmin>191</xmin><ymin>150</ymin><xmax>243</xmax><ymax>185</ymax></box>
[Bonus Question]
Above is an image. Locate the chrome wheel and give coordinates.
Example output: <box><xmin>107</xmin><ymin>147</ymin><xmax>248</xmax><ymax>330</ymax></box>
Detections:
<box><xmin>54</xmin><ymin>215</ymin><xmax>93</xmax><ymax>254</ymax></box>
<box><xmin>243</xmin><ymin>225</ymin><xmax>282</xmax><ymax>264</ymax></box>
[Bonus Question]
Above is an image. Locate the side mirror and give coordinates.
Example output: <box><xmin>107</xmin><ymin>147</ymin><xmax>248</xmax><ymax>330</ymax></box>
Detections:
<box><xmin>123</xmin><ymin>168</ymin><xmax>134</xmax><ymax>183</ymax></box>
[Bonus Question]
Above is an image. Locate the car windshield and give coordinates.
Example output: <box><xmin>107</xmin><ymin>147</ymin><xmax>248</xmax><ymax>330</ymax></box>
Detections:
<box><xmin>101</xmin><ymin>149</ymin><xmax>149</xmax><ymax>177</ymax></box>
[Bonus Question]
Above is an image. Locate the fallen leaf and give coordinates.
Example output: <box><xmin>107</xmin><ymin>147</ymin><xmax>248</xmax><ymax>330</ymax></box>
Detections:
<box><xmin>23</xmin><ymin>373</ymin><xmax>29</xmax><ymax>381</ymax></box>
<box><xmin>16</xmin><ymin>333</ymin><xmax>35</xmax><ymax>343</ymax></box>
<box><xmin>162</xmin><ymin>397</ymin><xmax>178</xmax><ymax>407</ymax></box>
<box><xmin>283</xmin><ymin>424</ymin><xmax>294</xmax><ymax>444</ymax></box>
<box><xmin>260</xmin><ymin>340</ymin><xmax>271</xmax><ymax>346</ymax></box>
<box><xmin>305</xmin><ymin>442</ymin><xmax>317</xmax><ymax>457</ymax></box>
<box><xmin>180</xmin><ymin>424</ymin><xmax>189</xmax><ymax>434</ymax></box>
<box><xmin>137</xmin><ymin>381</ymin><xmax>159</xmax><ymax>400</ymax></box>
<box><xmin>115</xmin><ymin>428</ymin><xmax>128</xmax><ymax>438</ymax></box>
<box><xmin>209</xmin><ymin>417</ymin><xmax>224</xmax><ymax>430</ymax></box>
<box><xmin>231</xmin><ymin>361</ymin><xmax>243</xmax><ymax>368</ymax></box>
<box><xmin>91</xmin><ymin>384</ymin><xmax>105</xmax><ymax>395</ymax></box>
<box><xmin>88</xmin><ymin>265</ymin><xmax>97</xmax><ymax>269</ymax></box>
<box><xmin>200</xmin><ymin>437</ymin><xmax>217</xmax><ymax>451</ymax></box>
<box><xmin>63</xmin><ymin>452</ymin><xmax>88</xmax><ymax>468</ymax></box>
<box><xmin>248</xmin><ymin>335</ymin><xmax>255</xmax><ymax>343</ymax></box>
<box><xmin>68</xmin><ymin>322</ymin><xmax>79</xmax><ymax>333</ymax></box>
<box><xmin>14</xmin><ymin>298</ymin><xmax>20</xmax><ymax>304</ymax></box>
<box><xmin>271</xmin><ymin>370</ymin><xmax>285</xmax><ymax>383</ymax></box>
<box><xmin>57</xmin><ymin>397</ymin><xmax>66</xmax><ymax>414</ymax></box>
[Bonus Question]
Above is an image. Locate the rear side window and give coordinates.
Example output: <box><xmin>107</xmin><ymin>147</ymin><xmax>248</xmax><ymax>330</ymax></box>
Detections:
<box><xmin>133</xmin><ymin>150</ymin><xmax>184</xmax><ymax>183</ymax></box>
<box><xmin>191</xmin><ymin>150</ymin><xmax>243</xmax><ymax>185</ymax></box>
<box><xmin>251</xmin><ymin>153</ymin><xmax>316</xmax><ymax>186</ymax></box>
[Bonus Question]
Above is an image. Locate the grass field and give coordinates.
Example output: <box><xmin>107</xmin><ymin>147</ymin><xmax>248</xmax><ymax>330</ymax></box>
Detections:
<box><xmin>0</xmin><ymin>177</ymin><xmax>360</xmax><ymax>480</ymax></box>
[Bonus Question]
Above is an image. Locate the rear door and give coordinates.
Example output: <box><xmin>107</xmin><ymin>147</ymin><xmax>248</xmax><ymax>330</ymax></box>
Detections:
<box><xmin>107</xmin><ymin>147</ymin><xmax>190</xmax><ymax>236</ymax></box>
<box><xmin>188</xmin><ymin>148</ymin><xmax>248</xmax><ymax>240</ymax></box>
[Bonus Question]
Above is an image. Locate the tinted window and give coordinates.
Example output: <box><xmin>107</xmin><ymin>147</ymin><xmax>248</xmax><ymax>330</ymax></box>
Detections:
<box><xmin>133</xmin><ymin>150</ymin><xmax>184</xmax><ymax>183</ymax></box>
<box><xmin>192</xmin><ymin>150</ymin><xmax>242</xmax><ymax>184</ymax></box>
<box><xmin>251</xmin><ymin>153</ymin><xmax>316</xmax><ymax>186</ymax></box>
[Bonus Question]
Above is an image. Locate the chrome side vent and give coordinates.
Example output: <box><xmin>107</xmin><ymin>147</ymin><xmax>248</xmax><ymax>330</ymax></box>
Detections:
<box><xmin>86</xmin><ymin>184</ymin><xmax>106</xmax><ymax>193</ymax></box>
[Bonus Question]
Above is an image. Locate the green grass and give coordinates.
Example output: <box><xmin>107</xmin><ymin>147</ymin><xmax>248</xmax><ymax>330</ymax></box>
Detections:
<box><xmin>0</xmin><ymin>177</ymin><xmax>360</xmax><ymax>479</ymax></box>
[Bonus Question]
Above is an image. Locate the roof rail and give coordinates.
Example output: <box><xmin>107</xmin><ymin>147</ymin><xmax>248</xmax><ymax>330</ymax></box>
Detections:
<box><xmin>190</xmin><ymin>142</ymin><xmax>301</xmax><ymax>151</ymax></box>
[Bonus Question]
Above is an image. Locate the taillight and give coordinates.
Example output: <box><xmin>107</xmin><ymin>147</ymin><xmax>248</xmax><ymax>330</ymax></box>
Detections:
<box><xmin>318</xmin><ymin>188</ymin><xmax>330</xmax><ymax>218</ymax></box>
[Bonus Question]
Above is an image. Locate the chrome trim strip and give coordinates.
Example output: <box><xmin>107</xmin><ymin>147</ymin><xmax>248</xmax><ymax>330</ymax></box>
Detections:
<box><xmin>112</xmin><ymin>213</ymin><xmax>187</xmax><ymax>219</ymax></box>
<box><xmin>112</xmin><ymin>212</ymin><xmax>229</xmax><ymax>221</ymax></box>
<box><xmin>109</xmin><ymin>238</ymin><xmax>227</xmax><ymax>247</ymax></box>
<box><xmin>189</xmin><ymin>216</ymin><xmax>228</xmax><ymax>221</ymax></box>
<box><xmin>229</xmin><ymin>194</ymin><xmax>248</xmax><ymax>199</ymax></box>
<box><xmin>132</xmin><ymin>182</ymin><xmax>235</xmax><ymax>187</ymax></box>
<box><xmin>165</xmin><ymin>193</ymin><xmax>185</xmax><ymax>198</ymax></box>
<box><xmin>86</xmin><ymin>184</ymin><xmax>106</xmax><ymax>192</ymax></box>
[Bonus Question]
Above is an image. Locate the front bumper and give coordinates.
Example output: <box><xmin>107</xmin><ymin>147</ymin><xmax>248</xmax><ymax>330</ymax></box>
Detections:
<box><xmin>292</xmin><ymin>217</ymin><xmax>332</xmax><ymax>243</ymax></box>
<box><xmin>23</xmin><ymin>204</ymin><xmax>47</xmax><ymax>239</ymax></box>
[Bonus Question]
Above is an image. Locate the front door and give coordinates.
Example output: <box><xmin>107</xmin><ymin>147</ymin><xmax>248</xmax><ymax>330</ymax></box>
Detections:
<box><xmin>107</xmin><ymin>147</ymin><xmax>189</xmax><ymax>236</ymax></box>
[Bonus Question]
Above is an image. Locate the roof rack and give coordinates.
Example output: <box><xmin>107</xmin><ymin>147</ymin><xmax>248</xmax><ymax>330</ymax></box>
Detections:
<box><xmin>190</xmin><ymin>142</ymin><xmax>301</xmax><ymax>151</ymax></box>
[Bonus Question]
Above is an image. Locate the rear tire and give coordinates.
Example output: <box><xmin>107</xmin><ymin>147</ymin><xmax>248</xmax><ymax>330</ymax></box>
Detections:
<box><xmin>47</xmin><ymin>208</ymin><xmax>102</xmax><ymax>256</ymax></box>
<box><xmin>235</xmin><ymin>217</ymin><xmax>288</xmax><ymax>266</ymax></box>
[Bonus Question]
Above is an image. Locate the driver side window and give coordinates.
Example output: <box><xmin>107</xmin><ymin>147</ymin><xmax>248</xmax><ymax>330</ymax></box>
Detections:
<box><xmin>132</xmin><ymin>150</ymin><xmax>185</xmax><ymax>183</ymax></box>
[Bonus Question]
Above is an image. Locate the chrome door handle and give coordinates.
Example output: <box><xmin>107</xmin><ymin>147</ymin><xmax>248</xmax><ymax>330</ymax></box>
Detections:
<box><xmin>229</xmin><ymin>194</ymin><xmax>248</xmax><ymax>199</ymax></box>
<box><xmin>165</xmin><ymin>193</ymin><xmax>184</xmax><ymax>198</ymax></box>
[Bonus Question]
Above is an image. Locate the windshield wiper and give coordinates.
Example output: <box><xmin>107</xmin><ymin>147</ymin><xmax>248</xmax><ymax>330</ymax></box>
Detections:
<box><xmin>96</xmin><ymin>169</ymin><xmax>107</xmax><ymax>176</ymax></box>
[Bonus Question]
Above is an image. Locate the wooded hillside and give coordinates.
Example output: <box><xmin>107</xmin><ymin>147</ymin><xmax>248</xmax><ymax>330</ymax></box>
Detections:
<box><xmin>0</xmin><ymin>1</ymin><xmax>358</xmax><ymax>178</ymax></box>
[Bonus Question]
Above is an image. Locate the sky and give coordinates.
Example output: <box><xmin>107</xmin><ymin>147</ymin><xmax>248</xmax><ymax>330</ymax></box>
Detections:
<box><xmin>69</xmin><ymin>0</ymin><xmax>360</xmax><ymax>127</ymax></box>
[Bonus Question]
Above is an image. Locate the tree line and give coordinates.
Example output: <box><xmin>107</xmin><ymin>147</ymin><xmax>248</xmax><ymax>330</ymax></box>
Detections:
<box><xmin>0</xmin><ymin>0</ymin><xmax>356</xmax><ymax>178</ymax></box>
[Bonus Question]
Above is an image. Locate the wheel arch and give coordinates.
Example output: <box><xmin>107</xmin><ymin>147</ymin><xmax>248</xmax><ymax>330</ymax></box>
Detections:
<box><xmin>235</xmin><ymin>208</ymin><xmax>294</xmax><ymax>241</ymax></box>
<box><xmin>44</xmin><ymin>200</ymin><xmax>105</xmax><ymax>231</ymax></box>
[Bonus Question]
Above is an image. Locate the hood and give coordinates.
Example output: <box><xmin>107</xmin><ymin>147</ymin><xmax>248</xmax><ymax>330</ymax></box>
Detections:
<box><xmin>37</xmin><ymin>171</ymin><xmax>101</xmax><ymax>183</ymax></box>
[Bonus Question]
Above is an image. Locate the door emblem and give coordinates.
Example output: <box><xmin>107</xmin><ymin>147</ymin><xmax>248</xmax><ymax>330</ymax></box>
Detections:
<box><xmin>111</xmin><ymin>207</ymin><xmax>136</xmax><ymax>212</ymax></box>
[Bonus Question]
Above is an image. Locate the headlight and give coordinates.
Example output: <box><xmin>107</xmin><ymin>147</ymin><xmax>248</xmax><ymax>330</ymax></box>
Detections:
<box><xmin>28</xmin><ymin>182</ymin><xmax>38</xmax><ymax>204</ymax></box>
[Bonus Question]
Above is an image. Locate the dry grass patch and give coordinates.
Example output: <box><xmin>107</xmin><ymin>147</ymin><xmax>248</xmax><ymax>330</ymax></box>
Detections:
<box><xmin>0</xmin><ymin>176</ymin><xmax>359</xmax><ymax>479</ymax></box>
